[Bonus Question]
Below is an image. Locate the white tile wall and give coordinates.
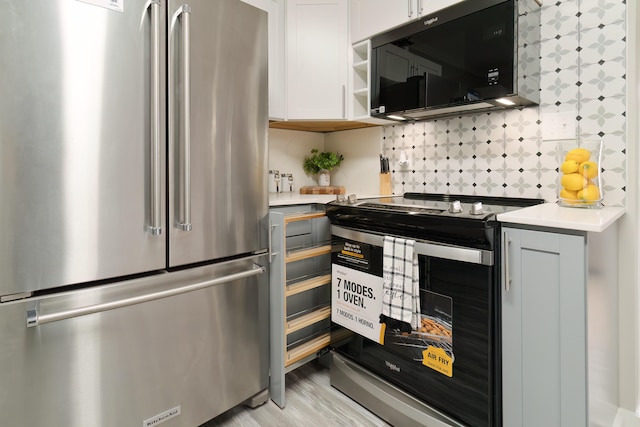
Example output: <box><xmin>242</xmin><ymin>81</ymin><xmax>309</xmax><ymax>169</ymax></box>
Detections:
<box><xmin>381</xmin><ymin>0</ymin><xmax>627</xmax><ymax>206</ymax></box>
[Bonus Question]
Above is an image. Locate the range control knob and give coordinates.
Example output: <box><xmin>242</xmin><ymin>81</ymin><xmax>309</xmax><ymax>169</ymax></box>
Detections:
<box><xmin>448</xmin><ymin>200</ymin><xmax>463</xmax><ymax>213</ymax></box>
<box><xmin>470</xmin><ymin>202</ymin><xmax>484</xmax><ymax>215</ymax></box>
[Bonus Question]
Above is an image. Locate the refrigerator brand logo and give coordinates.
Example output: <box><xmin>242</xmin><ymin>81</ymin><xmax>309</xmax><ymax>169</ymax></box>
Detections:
<box><xmin>424</xmin><ymin>16</ymin><xmax>438</xmax><ymax>26</ymax></box>
<box><xmin>76</xmin><ymin>0</ymin><xmax>124</xmax><ymax>13</ymax></box>
<box><xmin>385</xmin><ymin>361</ymin><xmax>400</xmax><ymax>372</ymax></box>
<box><xmin>143</xmin><ymin>406</ymin><xmax>181</xmax><ymax>427</ymax></box>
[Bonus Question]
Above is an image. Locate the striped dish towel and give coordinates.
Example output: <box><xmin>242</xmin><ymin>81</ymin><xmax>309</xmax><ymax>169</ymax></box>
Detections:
<box><xmin>381</xmin><ymin>236</ymin><xmax>420</xmax><ymax>330</ymax></box>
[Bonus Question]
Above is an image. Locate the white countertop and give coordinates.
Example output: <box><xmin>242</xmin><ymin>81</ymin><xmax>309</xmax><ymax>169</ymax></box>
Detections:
<box><xmin>497</xmin><ymin>202</ymin><xmax>625</xmax><ymax>232</ymax></box>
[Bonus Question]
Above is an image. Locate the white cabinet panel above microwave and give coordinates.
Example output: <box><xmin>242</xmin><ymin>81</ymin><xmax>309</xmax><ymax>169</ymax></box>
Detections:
<box><xmin>350</xmin><ymin>0</ymin><xmax>464</xmax><ymax>44</ymax></box>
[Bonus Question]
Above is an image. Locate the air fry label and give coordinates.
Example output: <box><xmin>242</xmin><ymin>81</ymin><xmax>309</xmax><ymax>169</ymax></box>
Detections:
<box><xmin>423</xmin><ymin>346</ymin><xmax>453</xmax><ymax>377</ymax></box>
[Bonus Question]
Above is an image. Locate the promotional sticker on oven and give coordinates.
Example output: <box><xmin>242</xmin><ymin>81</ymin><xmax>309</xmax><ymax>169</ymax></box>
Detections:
<box><xmin>332</xmin><ymin>239</ymin><xmax>455</xmax><ymax>377</ymax></box>
<box><xmin>332</xmin><ymin>239</ymin><xmax>385</xmax><ymax>342</ymax></box>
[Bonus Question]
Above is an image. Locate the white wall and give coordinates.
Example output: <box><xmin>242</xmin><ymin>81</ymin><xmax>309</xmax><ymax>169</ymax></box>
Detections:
<box><xmin>269</xmin><ymin>126</ymin><xmax>383</xmax><ymax>195</ymax></box>
<box><xmin>268</xmin><ymin>128</ymin><xmax>325</xmax><ymax>192</ymax></box>
<box><xmin>324</xmin><ymin>126</ymin><xmax>382</xmax><ymax>195</ymax></box>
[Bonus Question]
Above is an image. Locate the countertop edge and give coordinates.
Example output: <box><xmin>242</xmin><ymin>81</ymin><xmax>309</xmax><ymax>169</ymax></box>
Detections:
<box><xmin>496</xmin><ymin>203</ymin><xmax>625</xmax><ymax>232</ymax></box>
<box><xmin>269</xmin><ymin>193</ymin><xmax>386</xmax><ymax>207</ymax></box>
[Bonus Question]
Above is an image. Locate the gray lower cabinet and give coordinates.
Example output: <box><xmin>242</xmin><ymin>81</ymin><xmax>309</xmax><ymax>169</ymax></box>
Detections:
<box><xmin>501</xmin><ymin>226</ymin><xmax>588</xmax><ymax>427</ymax></box>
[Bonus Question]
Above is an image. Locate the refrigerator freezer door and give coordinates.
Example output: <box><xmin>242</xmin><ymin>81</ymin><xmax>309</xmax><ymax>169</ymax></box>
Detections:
<box><xmin>168</xmin><ymin>0</ymin><xmax>269</xmax><ymax>267</ymax></box>
<box><xmin>0</xmin><ymin>1</ymin><xmax>167</xmax><ymax>296</ymax></box>
<box><xmin>0</xmin><ymin>255</ymin><xmax>269</xmax><ymax>426</ymax></box>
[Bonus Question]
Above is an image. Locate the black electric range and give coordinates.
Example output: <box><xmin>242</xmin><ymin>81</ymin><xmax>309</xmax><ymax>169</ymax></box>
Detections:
<box><xmin>326</xmin><ymin>192</ymin><xmax>545</xmax><ymax>427</ymax></box>
<box><xmin>326</xmin><ymin>193</ymin><xmax>545</xmax><ymax>250</ymax></box>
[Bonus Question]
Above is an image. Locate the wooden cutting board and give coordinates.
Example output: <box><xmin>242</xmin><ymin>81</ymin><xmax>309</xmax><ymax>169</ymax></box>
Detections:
<box><xmin>299</xmin><ymin>186</ymin><xmax>345</xmax><ymax>195</ymax></box>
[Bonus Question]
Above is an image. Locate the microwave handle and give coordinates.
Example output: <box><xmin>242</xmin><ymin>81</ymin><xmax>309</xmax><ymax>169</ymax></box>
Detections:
<box><xmin>407</xmin><ymin>0</ymin><xmax>412</xmax><ymax>18</ymax></box>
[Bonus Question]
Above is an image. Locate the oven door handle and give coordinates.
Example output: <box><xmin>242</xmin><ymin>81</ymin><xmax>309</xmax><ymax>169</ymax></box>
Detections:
<box><xmin>331</xmin><ymin>225</ymin><xmax>493</xmax><ymax>266</ymax></box>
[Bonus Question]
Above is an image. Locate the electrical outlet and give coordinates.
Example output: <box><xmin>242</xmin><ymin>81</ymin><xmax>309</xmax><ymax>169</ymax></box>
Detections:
<box><xmin>543</xmin><ymin>111</ymin><xmax>577</xmax><ymax>140</ymax></box>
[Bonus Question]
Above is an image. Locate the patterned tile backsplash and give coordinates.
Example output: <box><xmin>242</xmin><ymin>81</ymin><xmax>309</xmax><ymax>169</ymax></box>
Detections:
<box><xmin>381</xmin><ymin>0</ymin><xmax>626</xmax><ymax>207</ymax></box>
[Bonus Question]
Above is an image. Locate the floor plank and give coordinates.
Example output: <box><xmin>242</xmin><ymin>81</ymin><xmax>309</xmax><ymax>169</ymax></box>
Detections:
<box><xmin>202</xmin><ymin>360</ymin><xmax>391</xmax><ymax>427</ymax></box>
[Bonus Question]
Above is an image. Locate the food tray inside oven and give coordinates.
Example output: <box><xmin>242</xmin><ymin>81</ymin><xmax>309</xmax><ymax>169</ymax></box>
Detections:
<box><xmin>385</xmin><ymin>315</ymin><xmax>454</xmax><ymax>362</ymax></box>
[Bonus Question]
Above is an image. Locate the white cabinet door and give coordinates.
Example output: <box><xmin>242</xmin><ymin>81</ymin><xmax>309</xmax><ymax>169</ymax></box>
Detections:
<box><xmin>350</xmin><ymin>0</ymin><xmax>465</xmax><ymax>44</ymax></box>
<box><xmin>350</xmin><ymin>0</ymin><xmax>412</xmax><ymax>43</ymax></box>
<box><xmin>425</xmin><ymin>0</ymin><xmax>465</xmax><ymax>15</ymax></box>
<box><xmin>240</xmin><ymin>0</ymin><xmax>285</xmax><ymax>120</ymax></box>
<box><xmin>286</xmin><ymin>0</ymin><xmax>348</xmax><ymax>120</ymax></box>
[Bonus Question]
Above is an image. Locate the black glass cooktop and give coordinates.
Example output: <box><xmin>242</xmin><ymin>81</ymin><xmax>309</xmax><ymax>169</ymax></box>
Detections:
<box><xmin>326</xmin><ymin>193</ymin><xmax>545</xmax><ymax>249</ymax></box>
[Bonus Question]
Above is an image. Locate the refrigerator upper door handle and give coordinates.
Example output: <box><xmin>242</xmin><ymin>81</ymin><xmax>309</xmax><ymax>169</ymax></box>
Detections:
<box><xmin>176</xmin><ymin>4</ymin><xmax>192</xmax><ymax>232</ymax></box>
<box><xmin>148</xmin><ymin>0</ymin><xmax>162</xmax><ymax>236</ymax></box>
<box><xmin>26</xmin><ymin>263</ymin><xmax>266</xmax><ymax>328</ymax></box>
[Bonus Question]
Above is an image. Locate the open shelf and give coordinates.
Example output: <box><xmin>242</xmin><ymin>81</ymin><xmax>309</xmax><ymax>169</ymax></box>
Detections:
<box><xmin>269</xmin><ymin>206</ymin><xmax>335</xmax><ymax>407</ymax></box>
<box><xmin>286</xmin><ymin>304</ymin><xmax>331</xmax><ymax>335</ymax></box>
<box><xmin>285</xmin><ymin>327</ymin><xmax>353</xmax><ymax>368</ymax></box>
<box><xmin>286</xmin><ymin>244</ymin><xmax>331</xmax><ymax>263</ymax></box>
<box><xmin>284</xmin><ymin>211</ymin><xmax>327</xmax><ymax>224</ymax></box>
<box><xmin>286</xmin><ymin>273</ymin><xmax>332</xmax><ymax>297</ymax></box>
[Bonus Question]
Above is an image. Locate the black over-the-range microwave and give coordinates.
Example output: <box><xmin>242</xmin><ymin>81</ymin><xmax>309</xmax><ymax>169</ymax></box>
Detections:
<box><xmin>370</xmin><ymin>0</ymin><xmax>541</xmax><ymax>121</ymax></box>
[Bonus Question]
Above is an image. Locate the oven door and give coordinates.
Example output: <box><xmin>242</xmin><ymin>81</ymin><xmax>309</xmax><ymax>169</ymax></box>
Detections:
<box><xmin>330</xmin><ymin>225</ymin><xmax>500</xmax><ymax>427</ymax></box>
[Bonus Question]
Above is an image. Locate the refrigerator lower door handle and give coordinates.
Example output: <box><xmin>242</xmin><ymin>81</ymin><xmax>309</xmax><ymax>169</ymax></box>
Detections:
<box><xmin>26</xmin><ymin>263</ymin><xmax>265</xmax><ymax>328</ymax></box>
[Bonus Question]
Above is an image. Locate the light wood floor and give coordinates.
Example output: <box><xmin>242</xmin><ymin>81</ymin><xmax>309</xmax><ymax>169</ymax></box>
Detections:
<box><xmin>202</xmin><ymin>360</ymin><xmax>391</xmax><ymax>427</ymax></box>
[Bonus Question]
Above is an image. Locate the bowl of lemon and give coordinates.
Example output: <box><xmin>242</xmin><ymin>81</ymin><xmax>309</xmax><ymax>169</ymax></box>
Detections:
<box><xmin>557</xmin><ymin>140</ymin><xmax>603</xmax><ymax>208</ymax></box>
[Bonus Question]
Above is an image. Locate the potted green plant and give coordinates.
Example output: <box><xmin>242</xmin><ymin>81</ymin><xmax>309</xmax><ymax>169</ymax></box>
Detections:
<box><xmin>302</xmin><ymin>148</ymin><xmax>344</xmax><ymax>186</ymax></box>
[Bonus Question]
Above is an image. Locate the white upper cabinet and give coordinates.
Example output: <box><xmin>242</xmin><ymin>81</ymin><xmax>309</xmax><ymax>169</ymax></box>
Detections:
<box><xmin>286</xmin><ymin>0</ymin><xmax>349</xmax><ymax>120</ymax></box>
<box><xmin>240</xmin><ymin>0</ymin><xmax>285</xmax><ymax>120</ymax></box>
<box><xmin>350</xmin><ymin>0</ymin><xmax>464</xmax><ymax>43</ymax></box>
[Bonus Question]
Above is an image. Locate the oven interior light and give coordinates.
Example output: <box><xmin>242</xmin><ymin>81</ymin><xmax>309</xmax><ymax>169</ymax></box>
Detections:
<box><xmin>386</xmin><ymin>115</ymin><xmax>407</xmax><ymax>121</ymax></box>
<box><xmin>495</xmin><ymin>98</ymin><xmax>516</xmax><ymax>106</ymax></box>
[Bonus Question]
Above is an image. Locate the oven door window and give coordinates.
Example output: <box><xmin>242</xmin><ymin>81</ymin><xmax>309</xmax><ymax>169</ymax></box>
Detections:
<box><xmin>331</xmin><ymin>237</ymin><xmax>499</xmax><ymax>427</ymax></box>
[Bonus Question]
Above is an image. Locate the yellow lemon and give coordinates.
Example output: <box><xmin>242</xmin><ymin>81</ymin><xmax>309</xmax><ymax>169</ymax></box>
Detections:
<box><xmin>561</xmin><ymin>173</ymin><xmax>587</xmax><ymax>191</ymax></box>
<box><xmin>559</xmin><ymin>188</ymin><xmax>578</xmax><ymax>200</ymax></box>
<box><xmin>560</xmin><ymin>160</ymin><xmax>580</xmax><ymax>174</ymax></box>
<box><xmin>577</xmin><ymin>184</ymin><xmax>600</xmax><ymax>202</ymax></box>
<box><xmin>565</xmin><ymin>147</ymin><xmax>591</xmax><ymax>164</ymax></box>
<box><xmin>578</xmin><ymin>160</ymin><xmax>599</xmax><ymax>179</ymax></box>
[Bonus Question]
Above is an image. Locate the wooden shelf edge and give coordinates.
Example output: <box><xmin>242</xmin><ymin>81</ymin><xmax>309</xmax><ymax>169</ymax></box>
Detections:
<box><xmin>285</xmin><ymin>244</ymin><xmax>331</xmax><ymax>263</ymax></box>
<box><xmin>286</xmin><ymin>274</ymin><xmax>332</xmax><ymax>297</ymax></box>
<box><xmin>285</xmin><ymin>333</ymin><xmax>331</xmax><ymax>367</ymax></box>
<box><xmin>284</xmin><ymin>328</ymin><xmax>354</xmax><ymax>368</ymax></box>
<box><xmin>286</xmin><ymin>306</ymin><xmax>331</xmax><ymax>335</ymax></box>
<box><xmin>330</xmin><ymin>327</ymin><xmax>353</xmax><ymax>344</ymax></box>
<box><xmin>284</xmin><ymin>211</ymin><xmax>326</xmax><ymax>224</ymax></box>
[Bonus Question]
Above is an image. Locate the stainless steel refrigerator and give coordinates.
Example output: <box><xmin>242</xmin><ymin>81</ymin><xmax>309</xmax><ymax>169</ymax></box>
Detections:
<box><xmin>0</xmin><ymin>1</ymin><xmax>269</xmax><ymax>426</ymax></box>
